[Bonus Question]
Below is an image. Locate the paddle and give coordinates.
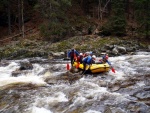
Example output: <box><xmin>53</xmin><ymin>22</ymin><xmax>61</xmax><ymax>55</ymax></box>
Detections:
<box><xmin>82</xmin><ymin>64</ymin><xmax>91</xmax><ymax>75</ymax></box>
<box><xmin>66</xmin><ymin>63</ymin><xmax>70</xmax><ymax>70</ymax></box>
<box><xmin>111</xmin><ymin>67</ymin><xmax>115</xmax><ymax>73</ymax></box>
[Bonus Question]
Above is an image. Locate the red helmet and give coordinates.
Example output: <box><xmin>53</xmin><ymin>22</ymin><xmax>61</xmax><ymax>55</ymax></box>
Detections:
<box><xmin>105</xmin><ymin>55</ymin><xmax>108</xmax><ymax>60</ymax></box>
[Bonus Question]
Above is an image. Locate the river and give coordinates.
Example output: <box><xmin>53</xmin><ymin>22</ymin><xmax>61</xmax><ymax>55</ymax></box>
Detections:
<box><xmin>0</xmin><ymin>52</ymin><xmax>150</xmax><ymax>113</ymax></box>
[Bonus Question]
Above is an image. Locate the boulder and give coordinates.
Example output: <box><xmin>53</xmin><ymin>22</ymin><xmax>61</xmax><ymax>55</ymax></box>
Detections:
<box><xmin>112</xmin><ymin>47</ymin><xmax>119</xmax><ymax>55</ymax></box>
<box><xmin>19</xmin><ymin>62</ymin><xmax>33</xmax><ymax>70</ymax></box>
<box><xmin>148</xmin><ymin>45</ymin><xmax>150</xmax><ymax>50</ymax></box>
<box><xmin>12</xmin><ymin>62</ymin><xmax>33</xmax><ymax>77</ymax></box>
<box><xmin>49</xmin><ymin>52</ymin><xmax>65</xmax><ymax>58</ymax></box>
<box><xmin>112</xmin><ymin>45</ymin><xmax>126</xmax><ymax>55</ymax></box>
<box><xmin>116</xmin><ymin>46</ymin><xmax>126</xmax><ymax>53</ymax></box>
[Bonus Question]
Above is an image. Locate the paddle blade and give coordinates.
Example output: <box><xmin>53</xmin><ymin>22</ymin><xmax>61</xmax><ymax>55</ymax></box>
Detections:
<box><xmin>111</xmin><ymin>67</ymin><xmax>115</xmax><ymax>73</ymax></box>
<box><xmin>67</xmin><ymin>63</ymin><xmax>70</xmax><ymax>70</ymax></box>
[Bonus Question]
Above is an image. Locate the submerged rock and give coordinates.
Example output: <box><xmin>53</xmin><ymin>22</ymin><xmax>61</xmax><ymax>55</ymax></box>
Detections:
<box><xmin>19</xmin><ymin>62</ymin><xmax>33</xmax><ymax>70</ymax></box>
<box><xmin>12</xmin><ymin>61</ymin><xmax>33</xmax><ymax>77</ymax></box>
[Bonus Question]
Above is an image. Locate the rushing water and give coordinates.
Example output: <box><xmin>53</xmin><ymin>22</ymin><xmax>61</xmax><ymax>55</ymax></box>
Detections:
<box><xmin>0</xmin><ymin>52</ymin><xmax>150</xmax><ymax>113</ymax></box>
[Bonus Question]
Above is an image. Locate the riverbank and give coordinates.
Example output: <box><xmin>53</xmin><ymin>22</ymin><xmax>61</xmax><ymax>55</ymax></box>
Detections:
<box><xmin>0</xmin><ymin>35</ymin><xmax>149</xmax><ymax>60</ymax></box>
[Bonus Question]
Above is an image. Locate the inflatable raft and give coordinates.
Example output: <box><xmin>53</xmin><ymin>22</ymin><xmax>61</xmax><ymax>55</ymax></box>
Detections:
<box><xmin>73</xmin><ymin>62</ymin><xmax>110</xmax><ymax>73</ymax></box>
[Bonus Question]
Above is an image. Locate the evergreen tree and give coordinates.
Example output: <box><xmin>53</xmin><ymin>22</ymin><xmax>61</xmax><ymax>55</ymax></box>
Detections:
<box><xmin>38</xmin><ymin>0</ymin><xmax>71</xmax><ymax>41</ymax></box>
<box><xmin>102</xmin><ymin>0</ymin><xmax>126</xmax><ymax>36</ymax></box>
<box><xmin>134</xmin><ymin>0</ymin><xmax>150</xmax><ymax>38</ymax></box>
<box><xmin>0</xmin><ymin>0</ymin><xmax>12</xmax><ymax>35</ymax></box>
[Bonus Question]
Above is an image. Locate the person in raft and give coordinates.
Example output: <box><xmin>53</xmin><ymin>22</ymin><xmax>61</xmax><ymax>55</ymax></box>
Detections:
<box><xmin>68</xmin><ymin>48</ymin><xmax>79</xmax><ymax>66</ymax></box>
<box><xmin>82</xmin><ymin>54</ymin><xmax>96</xmax><ymax>74</ymax></box>
<box><xmin>83</xmin><ymin>51</ymin><xmax>93</xmax><ymax>57</ymax></box>
<box><xmin>98</xmin><ymin>54</ymin><xmax>116</xmax><ymax>73</ymax></box>
<box><xmin>76</xmin><ymin>53</ymin><xmax>84</xmax><ymax>64</ymax></box>
<box><xmin>99</xmin><ymin>54</ymin><xmax>111</xmax><ymax>66</ymax></box>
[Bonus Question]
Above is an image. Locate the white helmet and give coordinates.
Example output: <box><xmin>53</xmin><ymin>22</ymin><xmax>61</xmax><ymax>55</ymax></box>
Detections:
<box><xmin>92</xmin><ymin>55</ymin><xmax>96</xmax><ymax>59</ymax></box>
<box><xmin>79</xmin><ymin>53</ymin><xmax>83</xmax><ymax>56</ymax></box>
<box><xmin>86</xmin><ymin>52</ymin><xmax>90</xmax><ymax>55</ymax></box>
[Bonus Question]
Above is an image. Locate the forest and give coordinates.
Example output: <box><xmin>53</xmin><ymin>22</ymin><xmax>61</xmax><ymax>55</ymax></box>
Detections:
<box><xmin>0</xmin><ymin>0</ymin><xmax>149</xmax><ymax>42</ymax></box>
<box><xmin>0</xmin><ymin>1</ymin><xmax>150</xmax><ymax>113</ymax></box>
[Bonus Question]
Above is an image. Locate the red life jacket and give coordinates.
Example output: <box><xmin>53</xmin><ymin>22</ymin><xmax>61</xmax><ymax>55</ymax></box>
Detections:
<box><xmin>76</xmin><ymin>56</ymin><xmax>80</xmax><ymax>62</ymax></box>
<box><xmin>70</xmin><ymin>52</ymin><xmax>74</xmax><ymax>57</ymax></box>
<box><xmin>70</xmin><ymin>51</ymin><xmax>77</xmax><ymax>58</ymax></box>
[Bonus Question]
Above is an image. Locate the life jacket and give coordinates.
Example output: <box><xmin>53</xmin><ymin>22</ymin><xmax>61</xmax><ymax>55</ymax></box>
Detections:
<box><xmin>70</xmin><ymin>51</ymin><xmax>77</xmax><ymax>59</ymax></box>
<box><xmin>83</xmin><ymin>53</ymin><xmax>88</xmax><ymax>57</ymax></box>
<box><xmin>76</xmin><ymin>55</ymin><xmax>83</xmax><ymax>63</ymax></box>
<box><xmin>99</xmin><ymin>58</ymin><xmax>106</xmax><ymax>63</ymax></box>
<box><xmin>68</xmin><ymin>49</ymin><xmax>79</xmax><ymax>59</ymax></box>
<box><xmin>99</xmin><ymin>58</ymin><xmax>111</xmax><ymax>65</ymax></box>
<box><xmin>70</xmin><ymin>51</ymin><xmax>74</xmax><ymax>57</ymax></box>
<box><xmin>83</xmin><ymin>56</ymin><xmax>92</xmax><ymax>64</ymax></box>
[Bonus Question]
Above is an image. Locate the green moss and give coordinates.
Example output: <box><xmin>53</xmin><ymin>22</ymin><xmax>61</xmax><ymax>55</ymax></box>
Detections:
<box><xmin>0</xmin><ymin>101</ymin><xmax>7</xmax><ymax>109</ymax></box>
<box><xmin>0</xmin><ymin>34</ymin><xmax>146</xmax><ymax>60</ymax></box>
<box><xmin>139</xmin><ymin>43</ymin><xmax>147</xmax><ymax>48</ymax></box>
<box><xmin>76</xmin><ymin>44</ymin><xmax>89</xmax><ymax>52</ymax></box>
<box><xmin>56</xmin><ymin>41</ymin><xmax>70</xmax><ymax>51</ymax></box>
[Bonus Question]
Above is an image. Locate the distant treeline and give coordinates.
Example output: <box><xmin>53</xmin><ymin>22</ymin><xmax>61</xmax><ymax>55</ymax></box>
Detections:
<box><xmin>0</xmin><ymin>0</ymin><xmax>149</xmax><ymax>40</ymax></box>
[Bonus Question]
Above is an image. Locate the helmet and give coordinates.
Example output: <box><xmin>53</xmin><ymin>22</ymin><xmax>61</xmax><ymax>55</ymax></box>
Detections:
<box><xmin>92</xmin><ymin>55</ymin><xmax>96</xmax><ymax>59</ymax></box>
<box><xmin>71</xmin><ymin>48</ymin><xmax>75</xmax><ymax>51</ymax></box>
<box><xmin>85</xmin><ymin>52</ymin><xmax>90</xmax><ymax>55</ymax></box>
<box><xmin>105</xmin><ymin>55</ymin><xmax>108</xmax><ymax>60</ymax></box>
<box><xmin>79</xmin><ymin>53</ymin><xmax>83</xmax><ymax>56</ymax></box>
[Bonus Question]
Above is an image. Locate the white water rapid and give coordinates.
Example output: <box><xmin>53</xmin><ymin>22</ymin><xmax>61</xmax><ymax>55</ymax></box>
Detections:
<box><xmin>0</xmin><ymin>52</ymin><xmax>150</xmax><ymax>113</ymax></box>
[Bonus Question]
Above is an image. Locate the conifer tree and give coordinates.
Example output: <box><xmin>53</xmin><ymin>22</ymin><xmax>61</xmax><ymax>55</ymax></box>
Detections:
<box><xmin>38</xmin><ymin>0</ymin><xmax>71</xmax><ymax>41</ymax></box>
<box><xmin>134</xmin><ymin>0</ymin><xmax>150</xmax><ymax>38</ymax></box>
<box><xmin>101</xmin><ymin>0</ymin><xmax>126</xmax><ymax>36</ymax></box>
<box><xmin>110</xmin><ymin>0</ymin><xmax>126</xmax><ymax>36</ymax></box>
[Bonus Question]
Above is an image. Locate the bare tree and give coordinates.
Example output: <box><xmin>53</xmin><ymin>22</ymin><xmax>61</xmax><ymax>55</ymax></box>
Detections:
<box><xmin>98</xmin><ymin>0</ymin><xmax>111</xmax><ymax>22</ymax></box>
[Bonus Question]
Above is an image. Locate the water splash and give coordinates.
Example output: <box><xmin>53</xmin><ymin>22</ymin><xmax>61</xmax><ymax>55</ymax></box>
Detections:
<box><xmin>32</xmin><ymin>107</ymin><xmax>52</xmax><ymax>113</ymax></box>
<box><xmin>0</xmin><ymin>52</ymin><xmax>150</xmax><ymax>113</ymax></box>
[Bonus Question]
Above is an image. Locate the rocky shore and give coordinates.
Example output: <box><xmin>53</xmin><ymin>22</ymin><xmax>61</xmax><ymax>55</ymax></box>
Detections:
<box><xmin>0</xmin><ymin>35</ymin><xmax>149</xmax><ymax>60</ymax></box>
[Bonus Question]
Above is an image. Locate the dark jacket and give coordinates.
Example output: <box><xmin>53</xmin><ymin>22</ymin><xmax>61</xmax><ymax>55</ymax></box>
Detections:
<box><xmin>68</xmin><ymin>49</ymin><xmax>79</xmax><ymax>58</ymax></box>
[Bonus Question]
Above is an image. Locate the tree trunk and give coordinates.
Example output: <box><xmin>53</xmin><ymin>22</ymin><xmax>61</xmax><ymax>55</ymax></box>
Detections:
<box><xmin>98</xmin><ymin>0</ymin><xmax>100</xmax><ymax>19</ymax></box>
<box><xmin>21</xmin><ymin>0</ymin><xmax>24</xmax><ymax>38</ymax></box>
<box><xmin>99</xmin><ymin>0</ymin><xmax>102</xmax><ymax>21</ymax></box>
<box><xmin>126</xmin><ymin>0</ymin><xmax>130</xmax><ymax>19</ymax></box>
<box><xmin>145</xmin><ymin>0</ymin><xmax>149</xmax><ymax>39</ymax></box>
<box><xmin>82</xmin><ymin>0</ymin><xmax>89</xmax><ymax>14</ymax></box>
<box><xmin>107</xmin><ymin>0</ymin><xmax>111</xmax><ymax>15</ymax></box>
<box><xmin>8</xmin><ymin>0</ymin><xmax>11</xmax><ymax>35</ymax></box>
<box><xmin>99</xmin><ymin>0</ymin><xmax>111</xmax><ymax>23</ymax></box>
<box><xmin>18</xmin><ymin>0</ymin><xmax>21</xmax><ymax>32</ymax></box>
